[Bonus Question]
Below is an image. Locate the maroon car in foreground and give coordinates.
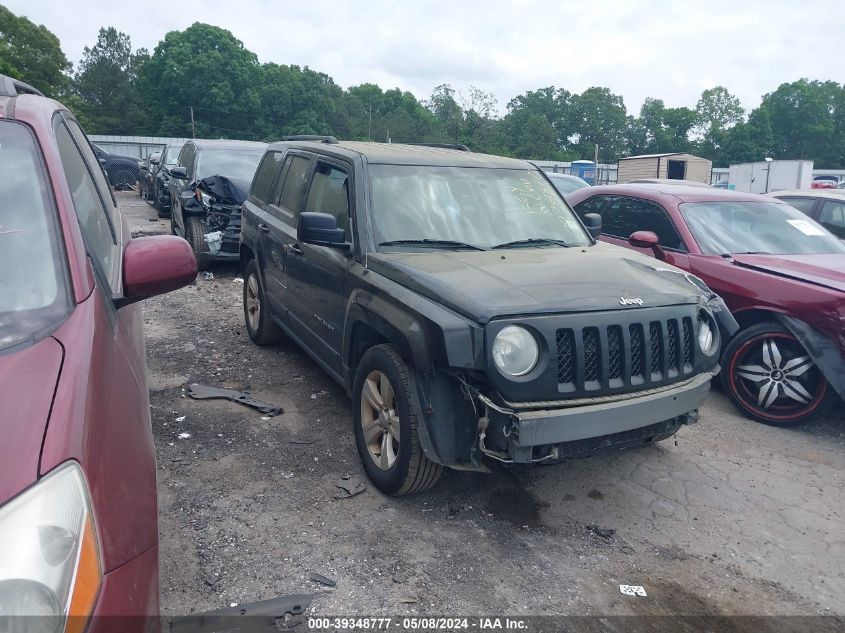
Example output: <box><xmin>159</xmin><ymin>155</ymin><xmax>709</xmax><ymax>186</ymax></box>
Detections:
<box><xmin>567</xmin><ymin>183</ymin><xmax>845</xmax><ymax>426</ymax></box>
<box><xmin>0</xmin><ymin>76</ymin><xmax>196</xmax><ymax>630</ymax></box>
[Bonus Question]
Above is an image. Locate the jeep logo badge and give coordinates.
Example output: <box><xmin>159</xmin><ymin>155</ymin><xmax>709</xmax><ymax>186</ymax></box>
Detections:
<box><xmin>619</xmin><ymin>297</ymin><xmax>644</xmax><ymax>306</ymax></box>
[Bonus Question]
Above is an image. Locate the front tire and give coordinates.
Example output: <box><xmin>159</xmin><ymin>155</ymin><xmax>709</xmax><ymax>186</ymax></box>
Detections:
<box><xmin>184</xmin><ymin>215</ymin><xmax>210</xmax><ymax>271</ymax></box>
<box><xmin>721</xmin><ymin>322</ymin><xmax>830</xmax><ymax>426</ymax></box>
<box><xmin>352</xmin><ymin>344</ymin><xmax>442</xmax><ymax>495</ymax></box>
<box><xmin>243</xmin><ymin>259</ymin><xmax>282</xmax><ymax>345</ymax></box>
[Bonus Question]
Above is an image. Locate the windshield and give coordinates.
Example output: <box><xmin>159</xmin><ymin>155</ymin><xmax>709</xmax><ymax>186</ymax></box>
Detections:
<box><xmin>164</xmin><ymin>146</ymin><xmax>182</xmax><ymax>165</ymax></box>
<box><xmin>196</xmin><ymin>149</ymin><xmax>264</xmax><ymax>182</ymax></box>
<box><xmin>680</xmin><ymin>201</ymin><xmax>845</xmax><ymax>255</ymax></box>
<box><xmin>0</xmin><ymin>122</ymin><xmax>71</xmax><ymax>350</ymax></box>
<box><xmin>548</xmin><ymin>174</ymin><xmax>590</xmax><ymax>195</ymax></box>
<box><xmin>369</xmin><ymin>166</ymin><xmax>590</xmax><ymax>249</ymax></box>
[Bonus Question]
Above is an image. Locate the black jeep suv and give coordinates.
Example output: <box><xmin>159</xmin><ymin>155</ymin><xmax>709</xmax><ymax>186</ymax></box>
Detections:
<box><xmin>240</xmin><ymin>138</ymin><xmax>737</xmax><ymax>495</ymax></box>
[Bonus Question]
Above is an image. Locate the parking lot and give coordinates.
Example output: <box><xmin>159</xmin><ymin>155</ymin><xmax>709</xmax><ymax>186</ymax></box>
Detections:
<box><xmin>122</xmin><ymin>191</ymin><xmax>844</xmax><ymax>618</ymax></box>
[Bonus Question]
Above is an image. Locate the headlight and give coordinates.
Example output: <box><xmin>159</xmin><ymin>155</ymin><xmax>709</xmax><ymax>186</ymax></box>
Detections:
<box><xmin>492</xmin><ymin>325</ymin><xmax>539</xmax><ymax>377</ymax></box>
<box><xmin>0</xmin><ymin>462</ymin><xmax>102</xmax><ymax>630</ymax></box>
<box><xmin>697</xmin><ymin>313</ymin><xmax>718</xmax><ymax>356</ymax></box>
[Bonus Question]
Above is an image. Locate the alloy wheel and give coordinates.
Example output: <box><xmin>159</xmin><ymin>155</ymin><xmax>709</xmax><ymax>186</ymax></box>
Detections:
<box><xmin>731</xmin><ymin>333</ymin><xmax>825</xmax><ymax>419</ymax></box>
<box><xmin>359</xmin><ymin>370</ymin><xmax>400</xmax><ymax>470</ymax></box>
<box><xmin>245</xmin><ymin>274</ymin><xmax>261</xmax><ymax>331</ymax></box>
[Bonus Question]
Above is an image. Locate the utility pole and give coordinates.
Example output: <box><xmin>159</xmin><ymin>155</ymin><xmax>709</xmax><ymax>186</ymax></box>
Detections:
<box><xmin>190</xmin><ymin>107</ymin><xmax>196</xmax><ymax>139</ymax></box>
<box><xmin>594</xmin><ymin>144</ymin><xmax>599</xmax><ymax>184</ymax></box>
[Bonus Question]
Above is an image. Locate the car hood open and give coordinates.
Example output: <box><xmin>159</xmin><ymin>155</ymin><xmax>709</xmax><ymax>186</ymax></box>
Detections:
<box><xmin>368</xmin><ymin>243</ymin><xmax>708</xmax><ymax>323</ymax></box>
<box><xmin>0</xmin><ymin>336</ymin><xmax>64</xmax><ymax>505</ymax></box>
<box><xmin>731</xmin><ymin>254</ymin><xmax>845</xmax><ymax>294</ymax></box>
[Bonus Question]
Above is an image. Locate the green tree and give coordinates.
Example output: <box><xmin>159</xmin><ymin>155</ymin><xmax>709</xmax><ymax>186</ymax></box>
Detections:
<box><xmin>757</xmin><ymin>79</ymin><xmax>845</xmax><ymax>166</ymax></box>
<box><xmin>502</xmin><ymin>87</ymin><xmax>574</xmax><ymax>157</ymax></box>
<box><xmin>0</xmin><ymin>4</ymin><xmax>71</xmax><ymax>96</ymax></box>
<box><xmin>569</xmin><ymin>87</ymin><xmax>629</xmax><ymax>161</ymax></box>
<box><xmin>717</xmin><ymin>108</ymin><xmax>773</xmax><ymax>166</ymax></box>
<box><xmin>74</xmin><ymin>27</ymin><xmax>149</xmax><ymax>134</ymax></box>
<box><xmin>628</xmin><ymin>98</ymin><xmax>696</xmax><ymax>155</ymax></box>
<box><xmin>140</xmin><ymin>23</ymin><xmax>262</xmax><ymax>138</ymax></box>
<box><xmin>695</xmin><ymin>87</ymin><xmax>745</xmax><ymax>157</ymax></box>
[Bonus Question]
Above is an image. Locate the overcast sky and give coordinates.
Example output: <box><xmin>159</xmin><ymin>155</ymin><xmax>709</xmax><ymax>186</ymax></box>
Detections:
<box><xmin>7</xmin><ymin>0</ymin><xmax>844</xmax><ymax>115</ymax></box>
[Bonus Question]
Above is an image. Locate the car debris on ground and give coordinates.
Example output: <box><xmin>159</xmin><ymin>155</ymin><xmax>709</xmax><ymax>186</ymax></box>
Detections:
<box><xmin>187</xmin><ymin>383</ymin><xmax>283</xmax><ymax>416</ymax></box>
<box><xmin>334</xmin><ymin>475</ymin><xmax>366</xmax><ymax>499</ymax></box>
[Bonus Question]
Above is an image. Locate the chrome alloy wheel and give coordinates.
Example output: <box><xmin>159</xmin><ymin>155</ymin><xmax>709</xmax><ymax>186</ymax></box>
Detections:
<box><xmin>245</xmin><ymin>274</ymin><xmax>261</xmax><ymax>331</ymax></box>
<box><xmin>735</xmin><ymin>336</ymin><xmax>815</xmax><ymax>409</ymax></box>
<box><xmin>360</xmin><ymin>370</ymin><xmax>400</xmax><ymax>470</ymax></box>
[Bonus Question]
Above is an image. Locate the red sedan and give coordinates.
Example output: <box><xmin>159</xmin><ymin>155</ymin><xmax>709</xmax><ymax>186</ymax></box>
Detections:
<box><xmin>567</xmin><ymin>182</ymin><xmax>845</xmax><ymax>426</ymax></box>
<box><xmin>0</xmin><ymin>76</ymin><xmax>196</xmax><ymax>629</ymax></box>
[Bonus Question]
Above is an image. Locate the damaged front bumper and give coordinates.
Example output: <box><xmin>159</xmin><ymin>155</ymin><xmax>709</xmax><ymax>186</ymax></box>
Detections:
<box><xmin>478</xmin><ymin>370</ymin><xmax>715</xmax><ymax>463</ymax></box>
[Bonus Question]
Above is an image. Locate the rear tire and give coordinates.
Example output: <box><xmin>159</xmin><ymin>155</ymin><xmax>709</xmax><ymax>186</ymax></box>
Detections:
<box><xmin>352</xmin><ymin>344</ymin><xmax>443</xmax><ymax>496</ymax></box>
<box><xmin>721</xmin><ymin>322</ymin><xmax>830</xmax><ymax>426</ymax></box>
<box><xmin>184</xmin><ymin>215</ymin><xmax>210</xmax><ymax>271</ymax></box>
<box><xmin>243</xmin><ymin>259</ymin><xmax>282</xmax><ymax>345</ymax></box>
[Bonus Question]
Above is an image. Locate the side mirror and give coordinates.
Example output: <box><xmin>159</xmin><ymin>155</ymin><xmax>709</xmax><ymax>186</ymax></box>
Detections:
<box><xmin>297</xmin><ymin>212</ymin><xmax>349</xmax><ymax>250</ymax></box>
<box><xmin>582</xmin><ymin>213</ymin><xmax>602</xmax><ymax>239</ymax></box>
<box><xmin>169</xmin><ymin>166</ymin><xmax>188</xmax><ymax>179</ymax></box>
<box><xmin>139</xmin><ymin>164</ymin><xmax>148</xmax><ymax>171</ymax></box>
<box><xmin>98</xmin><ymin>158</ymin><xmax>107</xmax><ymax>166</ymax></box>
<box><xmin>116</xmin><ymin>236</ymin><xmax>197</xmax><ymax>308</ymax></box>
<box><xmin>629</xmin><ymin>230</ymin><xmax>666</xmax><ymax>260</ymax></box>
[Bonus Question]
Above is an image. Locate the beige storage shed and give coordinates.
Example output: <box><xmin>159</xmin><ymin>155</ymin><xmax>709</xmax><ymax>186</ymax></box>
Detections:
<box><xmin>617</xmin><ymin>152</ymin><xmax>713</xmax><ymax>184</ymax></box>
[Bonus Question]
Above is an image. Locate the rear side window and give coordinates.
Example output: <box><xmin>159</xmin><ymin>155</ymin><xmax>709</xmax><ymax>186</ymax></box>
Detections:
<box><xmin>272</xmin><ymin>155</ymin><xmax>311</xmax><ymax>222</ymax></box>
<box><xmin>305</xmin><ymin>162</ymin><xmax>351</xmax><ymax>239</ymax></box>
<box><xmin>602</xmin><ymin>196</ymin><xmax>685</xmax><ymax>250</ymax></box>
<box><xmin>780</xmin><ymin>197</ymin><xmax>816</xmax><ymax>215</ymax></box>
<box><xmin>0</xmin><ymin>121</ymin><xmax>71</xmax><ymax>350</ymax></box>
<box><xmin>819</xmin><ymin>200</ymin><xmax>845</xmax><ymax>239</ymax></box>
<box><xmin>251</xmin><ymin>151</ymin><xmax>283</xmax><ymax>203</ymax></box>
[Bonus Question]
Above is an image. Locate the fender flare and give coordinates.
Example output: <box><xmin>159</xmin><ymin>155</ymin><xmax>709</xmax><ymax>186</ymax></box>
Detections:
<box><xmin>777</xmin><ymin>314</ymin><xmax>845</xmax><ymax>400</ymax></box>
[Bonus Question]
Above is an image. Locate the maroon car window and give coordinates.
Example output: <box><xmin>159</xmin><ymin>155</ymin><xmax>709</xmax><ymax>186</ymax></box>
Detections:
<box><xmin>54</xmin><ymin>120</ymin><xmax>118</xmax><ymax>281</ymax></box>
<box><xmin>573</xmin><ymin>195</ymin><xmax>614</xmax><ymax>219</ymax></box>
<box><xmin>602</xmin><ymin>197</ymin><xmax>685</xmax><ymax>250</ymax></box>
<box><xmin>0</xmin><ymin>121</ymin><xmax>71</xmax><ymax>350</ymax></box>
<box><xmin>680</xmin><ymin>201</ymin><xmax>845</xmax><ymax>255</ymax></box>
<box><xmin>819</xmin><ymin>200</ymin><xmax>845</xmax><ymax>239</ymax></box>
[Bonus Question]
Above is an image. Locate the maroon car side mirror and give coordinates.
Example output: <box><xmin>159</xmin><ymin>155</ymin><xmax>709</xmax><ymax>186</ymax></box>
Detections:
<box><xmin>117</xmin><ymin>236</ymin><xmax>197</xmax><ymax>308</ymax></box>
<box><xmin>628</xmin><ymin>230</ymin><xmax>666</xmax><ymax>260</ymax></box>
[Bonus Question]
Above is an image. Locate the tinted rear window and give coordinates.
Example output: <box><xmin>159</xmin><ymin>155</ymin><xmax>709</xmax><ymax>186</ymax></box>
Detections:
<box><xmin>0</xmin><ymin>122</ymin><xmax>71</xmax><ymax>350</ymax></box>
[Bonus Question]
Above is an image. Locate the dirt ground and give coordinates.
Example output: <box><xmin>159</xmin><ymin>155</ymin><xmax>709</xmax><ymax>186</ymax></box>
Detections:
<box><xmin>123</xmin><ymin>192</ymin><xmax>845</xmax><ymax>619</ymax></box>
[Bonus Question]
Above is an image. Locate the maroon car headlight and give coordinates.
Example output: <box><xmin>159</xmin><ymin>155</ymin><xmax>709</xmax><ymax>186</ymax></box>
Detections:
<box><xmin>0</xmin><ymin>462</ymin><xmax>102</xmax><ymax>632</ymax></box>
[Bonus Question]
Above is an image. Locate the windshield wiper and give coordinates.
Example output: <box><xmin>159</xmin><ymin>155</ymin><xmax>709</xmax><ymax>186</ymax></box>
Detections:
<box><xmin>491</xmin><ymin>238</ymin><xmax>569</xmax><ymax>249</ymax></box>
<box><xmin>378</xmin><ymin>239</ymin><xmax>487</xmax><ymax>251</ymax></box>
<box><xmin>721</xmin><ymin>251</ymin><xmax>770</xmax><ymax>257</ymax></box>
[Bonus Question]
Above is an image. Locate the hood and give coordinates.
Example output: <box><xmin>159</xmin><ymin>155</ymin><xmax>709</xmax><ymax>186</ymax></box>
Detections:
<box><xmin>197</xmin><ymin>175</ymin><xmax>250</xmax><ymax>205</ymax></box>
<box><xmin>368</xmin><ymin>242</ymin><xmax>707</xmax><ymax>323</ymax></box>
<box><xmin>0</xmin><ymin>336</ymin><xmax>64</xmax><ymax>505</ymax></box>
<box><xmin>731</xmin><ymin>254</ymin><xmax>845</xmax><ymax>294</ymax></box>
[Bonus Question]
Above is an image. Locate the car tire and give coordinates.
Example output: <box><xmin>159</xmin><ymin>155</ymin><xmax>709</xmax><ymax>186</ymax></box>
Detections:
<box><xmin>243</xmin><ymin>259</ymin><xmax>283</xmax><ymax>345</ymax></box>
<box><xmin>352</xmin><ymin>344</ymin><xmax>443</xmax><ymax>496</ymax></box>
<box><xmin>184</xmin><ymin>215</ymin><xmax>211</xmax><ymax>271</ymax></box>
<box><xmin>721</xmin><ymin>321</ymin><xmax>830</xmax><ymax>426</ymax></box>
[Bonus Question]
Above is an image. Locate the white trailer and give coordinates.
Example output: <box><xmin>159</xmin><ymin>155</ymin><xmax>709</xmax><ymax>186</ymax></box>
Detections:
<box><xmin>727</xmin><ymin>160</ymin><xmax>813</xmax><ymax>193</ymax></box>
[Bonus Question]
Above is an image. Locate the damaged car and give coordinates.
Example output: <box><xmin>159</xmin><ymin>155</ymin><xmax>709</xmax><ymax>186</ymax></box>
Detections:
<box><xmin>150</xmin><ymin>142</ymin><xmax>183</xmax><ymax>215</ymax></box>
<box><xmin>240</xmin><ymin>139</ymin><xmax>737</xmax><ymax>495</ymax></box>
<box><xmin>168</xmin><ymin>139</ymin><xmax>266</xmax><ymax>269</ymax></box>
<box><xmin>567</xmin><ymin>183</ymin><xmax>845</xmax><ymax>426</ymax></box>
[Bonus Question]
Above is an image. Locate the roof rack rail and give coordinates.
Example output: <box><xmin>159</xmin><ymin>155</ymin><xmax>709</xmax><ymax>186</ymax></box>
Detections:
<box><xmin>0</xmin><ymin>75</ymin><xmax>44</xmax><ymax>97</ymax></box>
<box><xmin>405</xmin><ymin>142</ymin><xmax>471</xmax><ymax>152</ymax></box>
<box><xmin>279</xmin><ymin>135</ymin><xmax>339</xmax><ymax>144</ymax></box>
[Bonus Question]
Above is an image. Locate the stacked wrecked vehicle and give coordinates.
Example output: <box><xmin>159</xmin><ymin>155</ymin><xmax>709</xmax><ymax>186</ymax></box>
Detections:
<box><xmin>239</xmin><ymin>138</ymin><xmax>739</xmax><ymax>495</ymax></box>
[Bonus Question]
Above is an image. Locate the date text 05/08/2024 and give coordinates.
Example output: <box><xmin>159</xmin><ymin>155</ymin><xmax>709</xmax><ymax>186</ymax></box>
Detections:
<box><xmin>307</xmin><ymin>617</ymin><xmax>529</xmax><ymax>630</ymax></box>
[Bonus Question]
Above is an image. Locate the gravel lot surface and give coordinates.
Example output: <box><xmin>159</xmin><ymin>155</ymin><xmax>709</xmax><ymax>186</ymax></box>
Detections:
<box><xmin>123</xmin><ymin>192</ymin><xmax>845</xmax><ymax>621</ymax></box>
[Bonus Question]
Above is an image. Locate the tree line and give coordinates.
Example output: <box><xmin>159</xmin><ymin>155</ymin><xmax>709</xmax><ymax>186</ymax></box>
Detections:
<box><xmin>3</xmin><ymin>6</ymin><xmax>845</xmax><ymax>167</ymax></box>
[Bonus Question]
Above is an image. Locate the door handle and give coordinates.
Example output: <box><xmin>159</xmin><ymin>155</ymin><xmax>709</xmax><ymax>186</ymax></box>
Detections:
<box><xmin>289</xmin><ymin>243</ymin><xmax>304</xmax><ymax>256</ymax></box>
<box><xmin>258</xmin><ymin>223</ymin><xmax>270</xmax><ymax>233</ymax></box>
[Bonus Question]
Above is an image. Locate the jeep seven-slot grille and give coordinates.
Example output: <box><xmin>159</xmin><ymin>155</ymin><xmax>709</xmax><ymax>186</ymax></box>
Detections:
<box><xmin>556</xmin><ymin>317</ymin><xmax>694</xmax><ymax>391</ymax></box>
